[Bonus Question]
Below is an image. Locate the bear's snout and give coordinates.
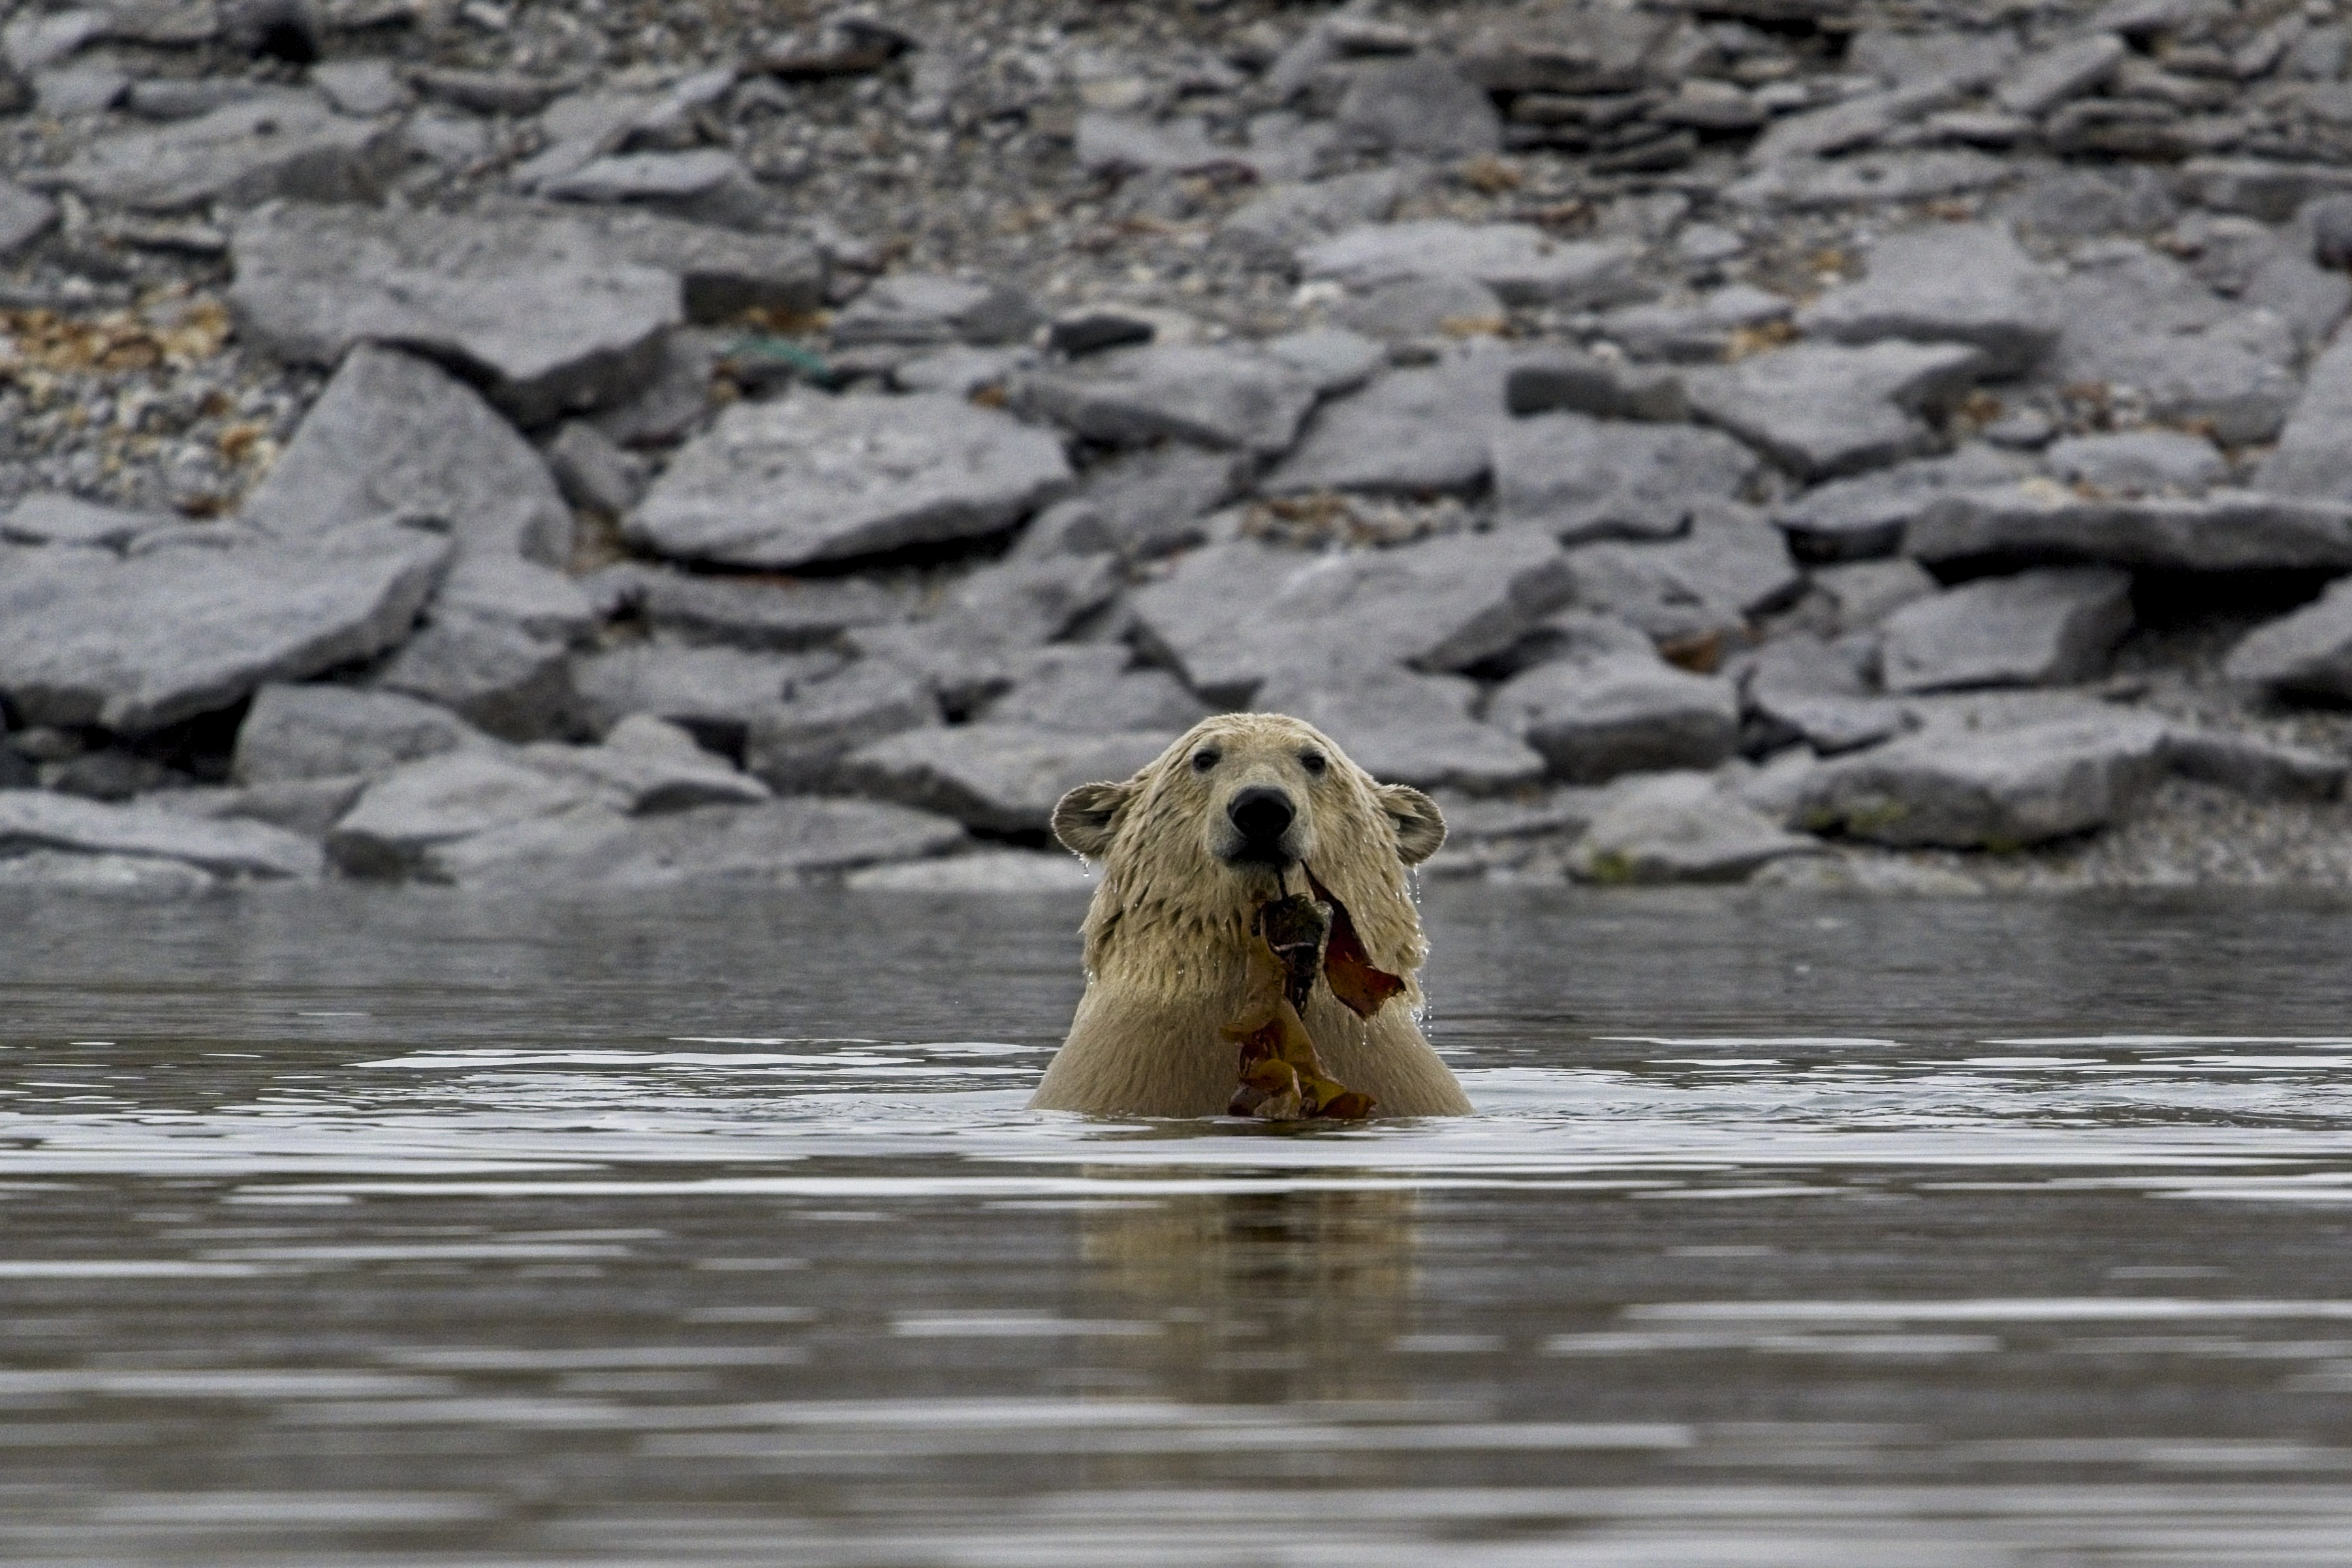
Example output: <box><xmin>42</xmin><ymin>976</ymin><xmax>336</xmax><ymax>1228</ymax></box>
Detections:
<box><xmin>1225</xmin><ymin>785</ymin><xmax>1296</xmax><ymax>864</ymax></box>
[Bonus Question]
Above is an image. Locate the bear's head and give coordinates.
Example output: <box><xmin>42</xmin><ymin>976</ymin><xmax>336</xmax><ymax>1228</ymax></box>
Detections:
<box><xmin>1052</xmin><ymin>713</ymin><xmax>1446</xmax><ymax>992</ymax></box>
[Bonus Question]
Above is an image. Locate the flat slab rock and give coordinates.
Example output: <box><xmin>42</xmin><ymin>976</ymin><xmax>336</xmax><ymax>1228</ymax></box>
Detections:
<box><xmin>1492</xmin><ymin>412</ymin><xmax>1759</xmax><ymax>544</ymax></box>
<box><xmin>1907</xmin><ymin>484</ymin><xmax>2352</xmax><ymax>572</ymax></box>
<box><xmin>626</xmin><ymin>392</ymin><xmax>1072</xmax><ymax>569</ymax></box>
<box><xmin>2224</xmin><ymin>578</ymin><xmax>2352</xmax><ymax>700</ymax></box>
<box><xmin>1879</xmin><ymin>567</ymin><xmax>2135</xmax><ymax>693</ymax></box>
<box><xmin>1014</xmin><ymin>344</ymin><xmax>1320</xmax><ymax>456</ymax></box>
<box><xmin>1488</xmin><ymin>645</ymin><xmax>1742</xmax><ymax>785</ymax></box>
<box><xmin>229</xmin><ymin>201</ymin><xmax>683</xmax><ymax>426</ymax></box>
<box><xmin>1298</xmin><ymin>221</ymin><xmax>1647</xmax><ymax>309</ymax></box>
<box><xmin>839</xmin><ymin>723</ymin><xmax>1178</xmax><ymax>835</ymax></box>
<box><xmin>1791</xmin><ymin>712</ymin><xmax>2171</xmax><ymax>849</ymax></box>
<box><xmin>0</xmin><ymin>521</ymin><xmax>449</xmax><ymax>734</ymax></box>
<box><xmin>242</xmin><ymin>345</ymin><xmax>573</xmax><ymax>565</ymax></box>
<box><xmin>234</xmin><ymin>682</ymin><xmax>488</xmax><ymax>785</ymax></box>
<box><xmin>1569</xmin><ymin>772</ymin><xmax>1824</xmax><ymax>885</ymax></box>
<box><xmin>1796</xmin><ymin>221</ymin><xmax>2060</xmax><ymax>378</ymax></box>
<box><xmin>1251</xmin><ymin>668</ymin><xmax>1544</xmax><ymax>793</ymax></box>
<box><xmin>1262</xmin><ymin>348</ymin><xmax>1512</xmax><ymax>497</ymax></box>
<box><xmin>1686</xmin><ymin>341</ymin><xmax>1988</xmax><ymax>480</ymax></box>
<box><xmin>31</xmin><ymin>96</ymin><xmax>395</xmax><ymax>212</ymax></box>
<box><xmin>0</xmin><ymin>791</ymin><xmax>322</xmax><ymax>880</ymax></box>
<box><xmin>1129</xmin><ymin>531</ymin><xmax>1574</xmax><ymax>706</ymax></box>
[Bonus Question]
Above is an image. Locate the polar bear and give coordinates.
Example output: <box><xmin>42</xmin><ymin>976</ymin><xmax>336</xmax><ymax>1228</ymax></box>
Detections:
<box><xmin>1030</xmin><ymin>712</ymin><xmax>1473</xmax><ymax>1118</ymax></box>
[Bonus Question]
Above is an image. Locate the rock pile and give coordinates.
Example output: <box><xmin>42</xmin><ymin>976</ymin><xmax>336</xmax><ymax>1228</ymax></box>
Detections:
<box><xmin>9</xmin><ymin>0</ymin><xmax>2352</xmax><ymax>894</ymax></box>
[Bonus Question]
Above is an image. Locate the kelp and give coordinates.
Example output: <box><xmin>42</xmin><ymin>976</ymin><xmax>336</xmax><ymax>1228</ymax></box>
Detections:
<box><xmin>1223</xmin><ymin>868</ymin><xmax>1402</xmax><ymax>1121</ymax></box>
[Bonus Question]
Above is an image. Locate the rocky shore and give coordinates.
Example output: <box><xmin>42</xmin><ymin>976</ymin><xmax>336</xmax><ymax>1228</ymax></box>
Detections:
<box><xmin>9</xmin><ymin>0</ymin><xmax>2352</xmax><ymax>896</ymax></box>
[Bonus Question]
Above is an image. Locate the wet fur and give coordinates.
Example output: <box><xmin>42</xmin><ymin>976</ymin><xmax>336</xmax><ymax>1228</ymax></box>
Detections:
<box><xmin>1031</xmin><ymin>713</ymin><xmax>1473</xmax><ymax>1118</ymax></box>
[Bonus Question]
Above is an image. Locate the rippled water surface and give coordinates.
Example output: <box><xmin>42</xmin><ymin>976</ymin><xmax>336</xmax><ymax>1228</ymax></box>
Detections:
<box><xmin>10</xmin><ymin>883</ymin><xmax>2352</xmax><ymax>1565</ymax></box>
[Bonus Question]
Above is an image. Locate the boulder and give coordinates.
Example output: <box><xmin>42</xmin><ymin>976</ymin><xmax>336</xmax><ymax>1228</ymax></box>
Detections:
<box><xmin>839</xmin><ymin>723</ymin><xmax>1178</xmax><ymax>834</ymax></box>
<box><xmin>541</xmin><ymin>149</ymin><xmax>766</xmax><ymax>228</ymax></box>
<box><xmin>2256</xmin><ymin>334</ymin><xmax>2352</xmax><ymax>501</ymax></box>
<box><xmin>1503</xmin><ymin>349</ymin><xmax>1688</xmax><ymax>422</ymax></box>
<box><xmin>1907</xmin><ymin>484</ymin><xmax>2352</xmax><ymax>572</ymax></box>
<box><xmin>980</xmin><ymin>646</ymin><xmax>1212</xmax><ymax>734</ymax></box>
<box><xmin>1299</xmin><ymin>221</ymin><xmax>1646</xmax><ymax>309</ymax></box>
<box><xmin>228</xmin><ymin>201</ymin><xmax>682</xmax><ymax>426</ymax></box>
<box><xmin>625</xmin><ymin>392</ymin><xmax>1072</xmax><ymax>568</ymax></box>
<box><xmin>831</xmin><ymin>273</ymin><xmax>1038</xmax><ymax>347</ymax></box>
<box><xmin>1994</xmin><ymin>33</ymin><xmax>2125</xmax><ymax>116</ymax></box>
<box><xmin>1791</xmin><ymin>712</ymin><xmax>2169</xmax><ymax>848</ymax></box>
<box><xmin>1810</xmin><ymin>557</ymin><xmax>1941</xmax><ymax>631</ymax></box>
<box><xmin>325</xmin><ymin>749</ymin><xmax>606</xmax><ymax>879</ymax></box>
<box><xmin>1456</xmin><ymin>5</ymin><xmax>1680</xmax><ymax>95</ymax></box>
<box><xmin>241</xmin><ymin>345</ymin><xmax>573</xmax><ymax>565</ymax></box>
<box><xmin>1253</xmin><ymin>667</ymin><xmax>1546</xmax><ymax>792</ymax></box>
<box><xmin>1492</xmin><ymin>413</ymin><xmax>1758</xmax><ymax>544</ymax></box>
<box><xmin>1</xmin><ymin>492</ymin><xmax>174</xmax><ymax>550</ymax></box>
<box><xmin>1564</xmin><ymin>503</ymin><xmax>1803</xmax><ymax>645</ymax></box>
<box><xmin>2046</xmin><ymin>430</ymin><xmax>2227</xmax><ymax>495</ymax></box>
<box><xmin>1488</xmin><ymin>644</ymin><xmax>1741</xmax><ymax>783</ymax></box>
<box><xmin>847</xmin><ymin>849</ymin><xmax>1097</xmax><ymax>894</ymax></box>
<box><xmin>373</xmin><ymin>614</ymin><xmax>575</xmax><ymax>742</ymax></box>
<box><xmin>0</xmin><ymin>178</ymin><xmax>55</xmax><ymax>256</ymax></box>
<box><xmin>742</xmin><ymin>661</ymin><xmax>938</xmax><ymax>792</ymax></box>
<box><xmin>0</xmin><ymin>791</ymin><xmax>321</xmax><ymax>879</ymax></box>
<box><xmin>433</xmin><ymin>555</ymin><xmax>597</xmax><ymax>644</ymax></box>
<box><xmin>1330</xmin><ymin>274</ymin><xmax>1507</xmax><ymax>341</ymax></box>
<box><xmin>1335</xmin><ymin>55</ymin><xmax>1502</xmax><ymax>157</ymax></box>
<box><xmin>233</xmin><ymin>682</ymin><xmax>487</xmax><ymax>784</ymax></box>
<box><xmin>554</xmin><ymin>204</ymin><xmax>826</xmax><ymax>324</ymax></box>
<box><xmin>1725</xmin><ymin>149</ymin><xmax>2011</xmax><ymax>211</ymax></box>
<box><xmin>2223</xmin><ymin>578</ymin><xmax>2352</xmax><ymax>700</ymax></box>
<box><xmin>1568</xmin><ymin>772</ymin><xmax>1825</xmax><ymax>884</ymax></box>
<box><xmin>1014</xmin><ymin>445</ymin><xmax>1242</xmax><ymax>560</ymax></box>
<box><xmin>1685</xmin><ymin>341</ymin><xmax>1989</xmax><ymax>479</ymax></box>
<box><xmin>847</xmin><ymin>555</ymin><xmax>1120</xmax><ymax>706</ymax></box>
<box><xmin>0</xmin><ymin>521</ymin><xmax>448</xmax><ymax>734</ymax></box>
<box><xmin>569</xmin><ymin>641</ymin><xmax>842</xmax><ymax>747</ymax></box>
<box><xmin>2161</xmin><ymin>728</ymin><xmax>2347</xmax><ymax>800</ymax></box>
<box><xmin>1795</xmin><ymin>223</ymin><xmax>2060</xmax><ymax>377</ymax></box>
<box><xmin>1129</xmin><ymin>531</ymin><xmax>1575</xmax><ymax>704</ymax></box>
<box><xmin>588</xmin><ymin>798</ymin><xmax>967</xmax><ymax>887</ymax></box>
<box><xmin>518</xmin><ymin>715</ymin><xmax>770</xmax><ymax>813</ymax></box>
<box><xmin>30</xmin><ymin>96</ymin><xmax>394</xmax><ymax>211</ymax></box>
<box><xmin>588</xmin><ymin>563</ymin><xmax>912</xmax><ymax>650</ymax></box>
<box><xmin>1879</xmin><ymin>567</ymin><xmax>2135</xmax><ymax>693</ymax></box>
<box><xmin>1262</xmin><ymin>349</ymin><xmax>1511</xmax><ymax>496</ymax></box>
<box><xmin>1215</xmin><ymin>168</ymin><xmax>1405</xmax><ymax>266</ymax></box>
<box><xmin>1014</xmin><ymin>345</ymin><xmax>1319</xmax><ymax>455</ymax></box>
<box><xmin>1774</xmin><ymin>445</ymin><xmax>2031</xmax><ymax>561</ymax></box>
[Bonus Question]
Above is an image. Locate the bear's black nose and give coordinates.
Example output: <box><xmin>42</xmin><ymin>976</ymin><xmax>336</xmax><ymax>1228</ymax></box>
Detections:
<box><xmin>1228</xmin><ymin>787</ymin><xmax>1294</xmax><ymax>847</ymax></box>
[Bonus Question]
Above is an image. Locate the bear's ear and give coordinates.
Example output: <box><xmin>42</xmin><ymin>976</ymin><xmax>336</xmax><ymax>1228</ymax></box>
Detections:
<box><xmin>1052</xmin><ymin>778</ymin><xmax>1142</xmax><ymax>860</ymax></box>
<box><xmin>1377</xmin><ymin>783</ymin><xmax>1446</xmax><ymax>865</ymax></box>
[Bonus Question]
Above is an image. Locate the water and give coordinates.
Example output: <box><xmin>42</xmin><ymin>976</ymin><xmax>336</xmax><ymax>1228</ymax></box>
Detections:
<box><xmin>8</xmin><ymin>883</ymin><xmax>2352</xmax><ymax>1566</ymax></box>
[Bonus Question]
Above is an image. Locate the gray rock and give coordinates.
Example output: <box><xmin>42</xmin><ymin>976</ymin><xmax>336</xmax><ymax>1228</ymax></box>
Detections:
<box><xmin>587</xmin><ymin>798</ymin><xmax>968</xmax><ymax>888</ymax></box>
<box><xmin>1262</xmin><ymin>328</ymin><xmax>1387</xmax><ymax>395</ymax></box>
<box><xmin>1455</xmin><ymin>5</ymin><xmax>1678</xmax><ymax>95</ymax></box>
<box><xmin>433</xmin><ymin>555</ymin><xmax>596</xmax><ymax>644</ymax></box>
<box><xmin>1075</xmin><ymin>112</ymin><xmax>1243</xmax><ymax>177</ymax></box>
<box><xmin>1994</xmin><ymin>33</ymin><xmax>2125</xmax><ymax>116</ymax></box>
<box><xmin>1907</xmin><ymin>485</ymin><xmax>2352</xmax><ymax>572</ymax></box>
<box><xmin>375</xmin><ymin>613</ymin><xmax>574</xmax><ymax>742</ymax></box>
<box><xmin>2257</xmin><ymin>334</ymin><xmax>2352</xmax><ymax>501</ymax></box>
<box><xmin>2046</xmin><ymin>430</ymin><xmax>2228</xmax><ymax>495</ymax></box>
<box><xmin>1253</xmin><ymin>666</ymin><xmax>1544</xmax><ymax>792</ymax></box>
<box><xmin>1262</xmin><ymin>347</ymin><xmax>1511</xmax><ymax>496</ymax></box>
<box><xmin>310</xmin><ymin>59</ymin><xmax>404</xmax><ymax>116</ymax></box>
<box><xmin>1849</xmin><ymin>27</ymin><xmax>2022</xmax><ymax>89</ymax></box>
<box><xmin>0</xmin><ymin>790</ymin><xmax>320</xmax><ymax>879</ymax></box>
<box><xmin>2178</xmin><ymin>157</ymin><xmax>2352</xmax><ymax>223</ymax></box>
<box><xmin>519</xmin><ymin>715</ymin><xmax>768</xmax><ymax>813</ymax></box>
<box><xmin>2037</xmin><ymin>242</ymin><xmax>2298</xmax><ymax>445</ymax></box>
<box><xmin>1880</xmin><ymin>567</ymin><xmax>2135</xmax><ymax>693</ymax></box>
<box><xmin>1298</xmin><ymin>221</ymin><xmax>1647</xmax><ymax>308</ymax></box>
<box><xmin>30</xmin><ymin>97</ymin><xmax>394</xmax><ymax>211</ymax></box>
<box><xmin>1791</xmin><ymin>712</ymin><xmax>2169</xmax><ymax>848</ymax></box>
<box><xmin>0</xmin><ymin>178</ymin><xmax>56</xmax><ymax>256</ymax></box>
<box><xmin>0</xmin><ymin>521</ymin><xmax>448</xmax><ymax>734</ymax></box>
<box><xmin>848</xmin><ymin>554</ymin><xmax>1121</xmax><ymax>707</ymax></box>
<box><xmin>1565</xmin><ymin>503</ymin><xmax>1804</xmax><ymax>645</ymax></box>
<box><xmin>1774</xmin><ymin>444</ymin><xmax>2032</xmax><ymax>561</ymax></box>
<box><xmin>1597</xmin><ymin>285</ymin><xmax>1793</xmax><ymax>364</ymax></box>
<box><xmin>1014</xmin><ymin>444</ymin><xmax>1242</xmax><ymax>561</ymax></box>
<box><xmin>1749</xmin><ymin>78</ymin><xmax>1966</xmax><ymax>164</ymax></box>
<box><xmin>228</xmin><ymin>202</ymin><xmax>682</xmax><ymax>426</ymax></box>
<box><xmin>1336</xmin><ymin>55</ymin><xmax>1501</xmax><ymax>157</ymax></box>
<box><xmin>1332</xmin><ymin>274</ymin><xmax>1507</xmax><ymax>341</ymax></box>
<box><xmin>37</xmin><ymin>63</ymin><xmax>127</xmax><ymax>115</ymax></box>
<box><xmin>1488</xmin><ymin>640</ymin><xmax>1741</xmax><ymax>783</ymax></box>
<box><xmin>569</xmin><ymin>640</ymin><xmax>841</xmax><ymax>747</ymax></box>
<box><xmin>625</xmin><ymin>392</ymin><xmax>1071</xmax><ymax>568</ymax></box>
<box><xmin>1724</xmin><ymin>149</ymin><xmax>2013</xmax><ymax>210</ymax></box>
<box><xmin>1014</xmin><ymin>344</ymin><xmax>1319</xmax><ymax>455</ymax></box>
<box><xmin>894</xmin><ymin>345</ymin><xmax>1034</xmax><ymax>398</ymax></box>
<box><xmin>242</xmin><ymin>345</ymin><xmax>573</xmax><ymax>565</ymax></box>
<box><xmin>1</xmin><ymin>492</ymin><xmax>174</xmax><ymax>549</ymax></box>
<box><xmin>554</xmin><ymin>204</ymin><xmax>826</xmax><ymax>324</ymax></box>
<box><xmin>830</xmin><ymin>272</ymin><xmax>1038</xmax><ymax>348</ymax></box>
<box><xmin>1130</xmin><ymin>531</ymin><xmax>1575</xmax><ymax>704</ymax></box>
<box><xmin>1737</xmin><ymin>632</ymin><xmax>1908</xmax><ymax>757</ymax></box>
<box><xmin>1811</xmin><ymin>557</ymin><xmax>1941</xmax><ymax>631</ymax></box>
<box><xmin>1492</xmin><ymin>413</ymin><xmax>1758</xmax><ymax>544</ymax></box>
<box><xmin>0</xmin><ymin>850</ymin><xmax>216</xmax><ymax>894</ymax></box>
<box><xmin>980</xmin><ymin>646</ymin><xmax>1212</xmax><ymax>734</ymax></box>
<box><xmin>541</xmin><ymin>149</ymin><xmax>766</xmax><ymax>227</ymax></box>
<box><xmin>325</xmin><ymin>750</ymin><xmax>606</xmax><ymax>879</ymax></box>
<box><xmin>545</xmin><ymin>420</ymin><xmax>648</xmax><ymax>514</ymax></box>
<box><xmin>742</xmin><ymin>660</ymin><xmax>938</xmax><ymax>792</ymax></box>
<box><xmin>1796</xmin><ymin>223</ymin><xmax>2060</xmax><ymax>377</ymax></box>
<box><xmin>233</xmin><ymin>682</ymin><xmax>486</xmax><ymax>784</ymax></box>
<box><xmin>147</xmin><ymin>775</ymin><xmax>369</xmax><ymax>840</ymax></box>
<box><xmin>1685</xmin><ymin>341</ymin><xmax>1989</xmax><ymax>479</ymax></box>
<box><xmin>2162</xmin><ymin>727</ymin><xmax>2347</xmax><ymax>800</ymax></box>
<box><xmin>847</xmin><ymin>849</ymin><xmax>1096</xmax><ymax>894</ymax></box>
<box><xmin>840</xmin><ymin>723</ymin><xmax>1177</xmax><ymax>834</ymax></box>
<box><xmin>1996</xmin><ymin>163</ymin><xmax>2178</xmax><ymax>239</ymax></box>
<box><xmin>2223</xmin><ymin>578</ymin><xmax>2352</xmax><ymax>700</ymax></box>
<box><xmin>1215</xmin><ymin>168</ymin><xmax>1405</xmax><ymax>266</ymax></box>
<box><xmin>1503</xmin><ymin>349</ymin><xmax>1687</xmax><ymax>423</ymax></box>
<box><xmin>588</xmin><ymin>563</ymin><xmax>913</xmax><ymax>650</ymax></box>
<box><xmin>587</xmin><ymin>329</ymin><xmax>719</xmax><ymax>447</ymax></box>
<box><xmin>1568</xmin><ymin>772</ymin><xmax>1825</xmax><ymax>884</ymax></box>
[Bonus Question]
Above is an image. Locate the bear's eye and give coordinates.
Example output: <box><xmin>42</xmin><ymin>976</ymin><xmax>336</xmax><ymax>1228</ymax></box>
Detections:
<box><xmin>1191</xmin><ymin>747</ymin><xmax>1221</xmax><ymax>774</ymax></box>
<box><xmin>1300</xmin><ymin>750</ymin><xmax>1328</xmax><ymax>777</ymax></box>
